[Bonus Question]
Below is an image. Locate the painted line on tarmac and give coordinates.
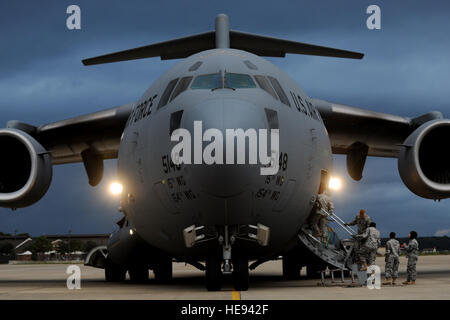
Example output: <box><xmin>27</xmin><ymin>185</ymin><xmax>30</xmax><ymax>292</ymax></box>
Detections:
<box><xmin>232</xmin><ymin>290</ymin><xmax>241</xmax><ymax>300</ymax></box>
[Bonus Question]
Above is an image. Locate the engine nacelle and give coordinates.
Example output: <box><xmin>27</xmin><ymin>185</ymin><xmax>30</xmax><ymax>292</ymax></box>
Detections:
<box><xmin>398</xmin><ymin>119</ymin><xmax>450</xmax><ymax>199</ymax></box>
<box><xmin>0</xmin><ymin>128</ymin><xmax>52</xmax><ymax>208</ymax></box>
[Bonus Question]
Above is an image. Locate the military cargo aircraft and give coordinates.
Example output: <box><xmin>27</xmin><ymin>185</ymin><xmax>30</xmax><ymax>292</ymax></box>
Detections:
<box><xmin>1</xmin><ymin>14</ymin><xmax>449</xmax><ymax>291</ymax></box>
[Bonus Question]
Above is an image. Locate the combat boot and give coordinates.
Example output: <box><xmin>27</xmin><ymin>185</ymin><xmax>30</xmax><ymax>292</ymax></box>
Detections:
<box><xmin>382</xmin><ymin>278</ymin><xmax>392</xmax><ymax>285</ymax></box>
<box><xmin>402</xmin><ymin>280</ymin><xmax>409</xmax><ymax>285</ymax></box>
<box><xmin>392</xmin><ymin>278</ymin><xmax>397</xmax><ymax>285</ymax></box>
<box><xmin>409</xmin><ymin>280</ymin><xmax>415</xmax><ymax>285</ymax></box>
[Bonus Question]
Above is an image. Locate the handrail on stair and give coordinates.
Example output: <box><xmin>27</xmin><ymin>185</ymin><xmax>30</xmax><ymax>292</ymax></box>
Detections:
<box><xmin>321</xmin><ymin>208</ymin><xmax>356</xmax><ymax>236</ymax></box>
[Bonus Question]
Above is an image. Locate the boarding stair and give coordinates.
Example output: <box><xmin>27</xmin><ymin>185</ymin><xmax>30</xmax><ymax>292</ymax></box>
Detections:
<box><xmin>296</xmin><ymin>209</ymin><xmax>360</xmax><ymax>283</ymax></box>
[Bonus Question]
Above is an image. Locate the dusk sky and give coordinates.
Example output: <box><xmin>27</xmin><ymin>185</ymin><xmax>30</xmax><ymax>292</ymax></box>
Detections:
<box><xmin>1</xmin><ymin>0</ymin><xmax>450</xmax><ymax>238</ymax></box>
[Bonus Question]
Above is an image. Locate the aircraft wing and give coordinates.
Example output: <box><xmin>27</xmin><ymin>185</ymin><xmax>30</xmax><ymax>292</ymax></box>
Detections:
<box><xmin>313</xmin><ymin>98</ymin><xmax>444</xmax><ymax>180</ymax></box>
<box><xmin>0</xmin><ymin>103</ymin><xmax>135</xmax><ymax>207</ymax></box>
<box><xmin>313</xmin><ymin>98</ymin><xmax>443</xmax><ymax>158</ymax></box>
<box><xmin>7</xmin><ymin>103</ymin><xmax>134</xmax><ymax>165</ymax></box>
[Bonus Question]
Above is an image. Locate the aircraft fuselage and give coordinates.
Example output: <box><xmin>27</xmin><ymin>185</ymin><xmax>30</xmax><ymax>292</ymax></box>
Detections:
<box><xmin>117</xmin><ymin>49</ymin><xmax>332</xmax><ymax>261</ymax></box>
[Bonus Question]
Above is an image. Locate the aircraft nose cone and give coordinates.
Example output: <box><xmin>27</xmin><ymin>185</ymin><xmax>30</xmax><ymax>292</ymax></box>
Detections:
<box><xmin>182</xmin><ymin>98</ymin><xmax>267</xmax><ymax>197</ymax></box>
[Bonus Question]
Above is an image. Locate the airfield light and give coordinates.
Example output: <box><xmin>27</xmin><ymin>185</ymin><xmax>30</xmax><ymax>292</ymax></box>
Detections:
<box><xmin>109</xmin><ymin>182</ymin><xmax>123</xmax><ymax>195</ymax></box>
<box><xmin>329</xmin><ymin>176</ymin><xmax>342</xmax><ymax>191</ymax></box>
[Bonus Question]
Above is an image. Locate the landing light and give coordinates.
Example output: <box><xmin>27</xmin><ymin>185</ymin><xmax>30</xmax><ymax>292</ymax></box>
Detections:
<box><xmin>329</xmin><ymin>177</ymin><xmax>342</xmax><ymax>191</ymax></box>
<box><xmin>109</xmin><ymin>182</ymin><xmax>123</xmax><ymax>195</ymax></box>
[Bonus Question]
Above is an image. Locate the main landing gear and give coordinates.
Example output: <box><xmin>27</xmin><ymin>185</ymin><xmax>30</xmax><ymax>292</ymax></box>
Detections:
<box><xmin>282</xmin><ymin>252</ymin><xmax>302</xmax><ymax>280</ymax></box>
<box><xmin>105</xmin><ymin>257</ymin><xmax>173</xmax><ymax>283</ymax></box>
<box><xmin>153</xmin><ymin>256</ymin><xmax>173</xmax><ymax>283</ymax></box>
<box><xmin>128</xmin><ymin>265</ymin><xmax>149</xmax><ymax>282</ymax></box>
<box><xmin>105</xmin><ymin>258</ymin><xmax>127</xmax><ymax>282</ymax></box>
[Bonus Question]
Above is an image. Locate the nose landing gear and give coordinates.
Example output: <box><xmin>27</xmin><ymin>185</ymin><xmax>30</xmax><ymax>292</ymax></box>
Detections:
<box><xmin>205</xmin><ymin>226</ymin><xmax>250</xmax><ymax>291</ymax></box>
<box><xmin>185</xmin><ymin>224</ymin><xmax>268</xmax><ymax>291</ymax></box>
<box><xmin>205</xmin><ymin>253</ymin><xmax>223</xmax><ymax>291</ymax></box>
<box><xmin>232</xmin><ymin>253</ymin><xmax>249</xmax><ymax>291</ymax></box>
<box><xmin>205</xmin><ymin>251</ymin><xmax>250</xmax><ymax>292</ymax></box>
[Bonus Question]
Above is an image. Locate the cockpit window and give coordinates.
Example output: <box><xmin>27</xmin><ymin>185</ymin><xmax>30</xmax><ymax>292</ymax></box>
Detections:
<box><xmin>188</xmin><ymin>61</ymin><xmax>203</xmax><ymax>71</ymax></box>
<box><xmin>243</xmin><ymin>60</ymin><xmax>258</xmax><ymax>70</ymax></box>
<box><xmin>254</xmin><ymin>75</ymin><xmax>278</xmax><ymax>100</ymax></box>
<box><xmin>267</xmin><ymin>76</ymin><xmax>291</xmax><ymax>107</ymax></box>
<box><xmin>191</xmin><ymin>73</ymin><xmax>222</xmax><ymax>89</ymax></box>
<box><xmin>225</xmin><ymin>73</ymin><xmax>257</xmax><ymax>89</ymax></box>
<box><xmin>158</xmin><ymin>78</ymin><xmax>179</xmax><ymax>109</ymax></box>
<box><xmin>170</xmin><ymin>76</ymin><xmax>193</xmax><ymax>102</ymax></box>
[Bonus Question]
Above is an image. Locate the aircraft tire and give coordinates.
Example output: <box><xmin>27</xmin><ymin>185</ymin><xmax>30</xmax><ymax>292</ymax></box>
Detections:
<box><xmin>104</xmin><ymin>258</ymin><xmax>127</xmax><ymax>282</ymax></box>
<box><xmin>153</xmin><ymin>257</ymin><xmax>173</xmax><ymax>283</ymax></box>
<box><xmin>205</xmin><ymin>254</ymin><xmax>222</xmax><ymax>291</ymax></box>
<box><xmin>232</xmin><ymin>254</ymin><xmax>249</xmax><ymax>291</ymax></box>
<box><xmin>306</xmin><ymin>264</ymin><xmax>322</xmax><ymax>279</ymax></box>
<box><xmin>282</xmin><ymin>255</ymin><xmax>301</xmax><ymax>280</ymax></box>
<box><xmin>128</xmin><ymin>265</ymin><xmax>149</xmax><ymax>283</ymax></box>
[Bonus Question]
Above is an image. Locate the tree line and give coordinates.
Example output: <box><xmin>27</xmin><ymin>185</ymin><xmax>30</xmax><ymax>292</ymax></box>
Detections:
<box><xmin>0</xmin><ymin>235</ymin><xmax>99</xmax><ymax>255</ymax></box>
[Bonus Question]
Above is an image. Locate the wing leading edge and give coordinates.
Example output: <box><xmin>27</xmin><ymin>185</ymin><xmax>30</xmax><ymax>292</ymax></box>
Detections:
<box><xmin>314</xmin><ymin>98</ymin><xmax>443</xmax><ymax>158</ymax></box>
<box><xmin>313</xmin><ymin>98</ymin><xmax>443</xmax><ymax>181</ymax></box>
<box><xmin>7</xmin><ymin>103</ymin><xmax>134</xmax><ymax>165</ymax></box>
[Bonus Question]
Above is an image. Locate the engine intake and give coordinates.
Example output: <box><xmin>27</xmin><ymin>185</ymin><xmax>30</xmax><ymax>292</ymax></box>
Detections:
<box><xmin>0</xmin><ymin>129</ymin><xmax>52</xmax><ymax>208</ymax></box>
<box><xmin>398</xmin><ymin>119</ymin><xmax>450</xmax><ymax>199</ymax></box>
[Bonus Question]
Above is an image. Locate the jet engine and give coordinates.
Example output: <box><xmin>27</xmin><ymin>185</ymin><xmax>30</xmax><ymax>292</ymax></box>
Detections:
<box><xmin>398</xmin><ymin>119</ymin><xmax>450</xmax><ymax>200</ymax></box>
<box><xmin>0</xmin><ymin>128</ymin><xmax>52</xmax><ymax>208</ymax></box>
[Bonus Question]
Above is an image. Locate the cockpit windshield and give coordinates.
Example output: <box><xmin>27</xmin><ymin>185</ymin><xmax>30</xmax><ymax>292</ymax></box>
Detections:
<box><xmin>191</xmin><ymin>72</ymin><xmax>257</xmax><ymax>90</ymax></box>
<box><xmin>225</xmin><ymin>73</ymin><xmax>257</xmax><ymax>89</ymax></box>
<box><xmin>191</xmin><ymin>72</ymin><xmax>222</xmax><ymax>89</ymax></box>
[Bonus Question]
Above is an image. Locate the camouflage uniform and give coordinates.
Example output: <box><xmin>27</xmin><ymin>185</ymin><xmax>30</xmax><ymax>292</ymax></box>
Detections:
<box><xmin>406</xmin><ymin>239</ymin><xmax>419</xmax><ymax>281</ymax></box>
<box><xmin>319</xmin><ymin>216</ymin><xmax>333</xmax><ymax>244</ymax></box>
<box><xmin>347</xmin><ymin>214</ymin><xmax>372</xmax><ymax>264</ymax></box>
<box><xmin>385</xmin><ymin>238</ymin><xmax>400</xmax><ymax>278</ymax></box>
<box><xmin>355</xmin><ymin>226</ymin><xmax>380</xmax><ymax>266</ymax></box>
<box><xmin>309</xmin><ymin>193</ymin><xmax>334</xmax><ymax>240</ymax></box>
<box><xmin>346</xmin><ymin>214</ymin><xmax>372</xmax><ymax>234</ymax></box>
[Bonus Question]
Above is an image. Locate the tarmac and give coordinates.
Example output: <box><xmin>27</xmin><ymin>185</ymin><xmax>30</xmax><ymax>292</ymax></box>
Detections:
<box><xmin>0</xmin><ymin>255</ymin><xmax>449</xmax><ymax>300</ymax></box>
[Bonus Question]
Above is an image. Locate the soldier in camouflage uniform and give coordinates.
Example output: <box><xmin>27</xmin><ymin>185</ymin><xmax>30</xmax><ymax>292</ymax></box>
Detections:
<box><xmin>309</xmin><ymin>190</ymin><xmax>334</xmax><ymax>243</ymax></box>
<box><xmin>353</xmin><ymin>222</ymin><xmax>380</xmax><ymax>270</ymax></box>
<box><xmin>383</xmin><ymin>232</ymin><xmax>400</xmax><ymax>285</ymax></box>
<box><xmin>403</xmin><ymin>231</ymin><xmax>419</xmax><ymax>285</ymax></box>
<box><xmin>318</xmin><ymin>190</ymin><xmax>334</xmax><ymax>245</ymax></box>
<box><xmin>346</xmin><ymin>210</ymin><xmax>372</xmax><ymax>266</ymax></box>
<box><xmin>345</xmin><ymin>209</ymin><xmax>372</xmax><ymax>234</ymax></box>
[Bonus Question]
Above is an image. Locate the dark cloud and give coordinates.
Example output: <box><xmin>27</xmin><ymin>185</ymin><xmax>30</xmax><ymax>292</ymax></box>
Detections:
<box><xmin>1</xmin><ymin>1</ymin><xmax>450</xmax><ymax>237</ymax></box>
